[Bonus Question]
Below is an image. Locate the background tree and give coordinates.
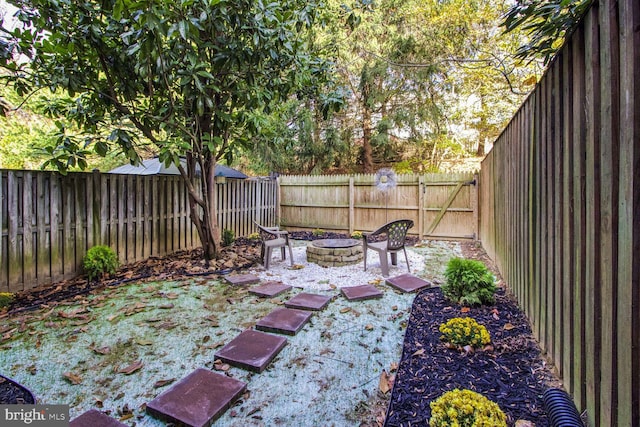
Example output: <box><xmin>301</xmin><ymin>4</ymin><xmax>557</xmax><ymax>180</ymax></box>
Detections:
<box><xmin>0</xmin><ymin>0</ymin><xmax>336</xmax><ymax>259</ymax></box>
<box><xmin>316</xmin><ymin>0</ymin><xmax>539</xmax><ymax>173</ymax></box>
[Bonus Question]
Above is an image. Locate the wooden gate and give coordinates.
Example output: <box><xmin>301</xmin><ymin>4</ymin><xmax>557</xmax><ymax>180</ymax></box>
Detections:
<box><xmin>421</xmin><ymin>174</ymin><xmax>478</xmax><ymax>239</ymax></box>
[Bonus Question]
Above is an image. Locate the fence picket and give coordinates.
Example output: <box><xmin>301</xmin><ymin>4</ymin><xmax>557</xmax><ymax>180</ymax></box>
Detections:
<box><xmin>0</xmin><ymin>170</ymin><xmax>277</xmax><ymax>292</ymax></box>
<box><xmin>478</xmin><ymin>1</ymin><xmax>639</xmax><ymax>425</ymax></box>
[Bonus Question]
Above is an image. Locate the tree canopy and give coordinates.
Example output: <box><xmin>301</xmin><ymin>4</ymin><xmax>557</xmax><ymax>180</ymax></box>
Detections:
<box><xmin>0</xmin><ymin>0</ymin><xmax>337</xmax><ymax>258</ymax></box>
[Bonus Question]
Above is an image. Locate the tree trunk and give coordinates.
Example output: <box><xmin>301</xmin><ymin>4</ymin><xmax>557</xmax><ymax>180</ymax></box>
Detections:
<box><xmin>362</xmin><ymin>107</ymin><xmax>374</xmax><ymax>172</ymax></box>
<box><xmin>183</xmin><ymin>154</ymin><xmax>220</xmax><ymax>260</ymax></box>
<box><xmin>476</xmin><ymin>137</ymin><xmax>486</xmax><ymax>157</ymax></box>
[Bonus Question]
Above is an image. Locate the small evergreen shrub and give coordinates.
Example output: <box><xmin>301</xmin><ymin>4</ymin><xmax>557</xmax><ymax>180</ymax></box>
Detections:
<box><xmin>442</xmin><ymin>258</ymin><xmax>496</xmax><ymax>306</ymax></box>
<box><xmin>312</xmin><ymin>228</ymin><xmax>325</xmax><ymax>236</ymax></box>
<box><xmin>247</xmin><ymin>232</ymin><xmax>260</xmax><ymax>241</ymax></box>
<box><xmin>429</xmin><ymin>388</ymin><xmax>507</xmax><ymax>427</ymax></box>
<box><xmin>83</xmin><ymin>245</ymin><xmax>119</xmax><ymax>281</ymax></box>
<box><xmin>0</xmin><ymin>292</ymin><xmax>15</xmax><ymax>309</ymax></box>
<box><xmin>439</xmin><ymin>317</ymin><xmax>491</xmax><ymax>348</ymax></box>
<box><xmin>351</xmin><ymin>231</ymin><xmax>364</xmax><ymax>239</ymax></box>
<box><xmin>222</xmin><ymin>229</ymin><xmax>235</xmax><ymax>246</ymax></box>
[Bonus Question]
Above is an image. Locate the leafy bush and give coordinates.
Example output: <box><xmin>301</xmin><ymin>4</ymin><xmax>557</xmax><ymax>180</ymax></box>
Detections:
<box><xmin>429</xmin><ymin>388</ymin><xmax>506</xmax><ymax>427</ymax></box>
<box><xmin>222</xmin><ymin>229</ymin><xmax>235</xmax><ymax>246</ymax></box>
<box><xmin>439</xmin><ymin>317</ymin><xmax>491</xmax><ymax>348</ymax></box>
<box><xmin>442</xmin><ymin>258</ymin><xmax>496</xmax><ymax>306</ymax></box>
<box><xmin>0</xmin><ymin>292</ymin><xmax>15</xmax><ymax>309</ymax></box>
<box><xmin>312</xmin><ymin>228</ymin><xmax>325</xmax><ymax>236</ymax></box>
<box><xmin>247</xmin><ymin>232</ymin><xmax>260</xmax><ymax>241</ymax></box>
<box><xmin>83</xmin><ymin>245</ymin><xmax>119</xmax><ymax>281</ymax></box>
<box><xmin>351</xmin><ymin>230</ymin><xmax>364</xmax><ymax>239</ymax></box>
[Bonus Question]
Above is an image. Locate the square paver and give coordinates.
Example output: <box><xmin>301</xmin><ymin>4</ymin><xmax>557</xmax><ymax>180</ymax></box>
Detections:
<box><xmin>215</xmin><ymin>330</ymin><xmax>287</xmax><ymax>373</ymax></box>
<box><xmin>224</xmin><ymin>273</ymin><xmax>261</xmax><ymax>286</ymax></box>
<box><xmin>249</xmin><ymin>281</ymin><xmax>292</xmax><ymax>297</ymax></box>
<box><xmin>255</xmin><ymin>308</ymin><xmax>313</xmax><ymax>335</ymax></box>
<box><xmin>341</xmin><ymin>284</ymin><xmax>384</xmax><ymax>301</ymax></box>
<box><xmin>284</xmin><ymin>293</ymin><xmax>332</xmax><ymax>311</ymax></box>
<box><xmin>385</xmin><ymin>273</ymin><xmax>431</xmax><ymax>293</ymax></box>
<box><xmin>146</xmin><ymin>368</ymin><xmax>246</xmax><ymax>427</ymax></box>
<box><xmin>70</xmin><ymin>410</ymin><xmax>128</xmax><ymax>427</ymax></box>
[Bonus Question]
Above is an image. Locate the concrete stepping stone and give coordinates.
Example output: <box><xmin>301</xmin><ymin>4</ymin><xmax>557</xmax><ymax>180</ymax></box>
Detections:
<box><xmin>146</xmin><ymin>368</ymin><xmax>246</xmax><ymax>427</ymax></box>
<box><xmin>70</xmin><ymin>409</ymin><xmax>128</xmax><ymax>427</ymax></box>
<box><xmin>385</xmin><ymin>273</ymin><xmax>431</xmax><ymax>293</ymax></box>
<box><xmin>249</xmin><ymin>281</ymin><xmax>292</xmax><ymax>297</ymax></box>
<box><xmin>215</xmin><ymin>330</ymin><xmax>287</xmax><ymax>373</ymax></box>
<box><xmin>255</xmin><ymin>308</ymin><xmax>313</xmax><ymax>335</ymax></box>
<box><xmin>284</xmin><ymin>292</ymin><xmax>331</xmax><ymax>311</ymax></box>
<box><xmin>341</xmin><ymin>284</ymin><xmax>383</xmax><ymax>301</ymax></box>
<box><xmin>225</xmin><ymin>273</ymin><xmax>260</xmax><ymax>286</ymax></box>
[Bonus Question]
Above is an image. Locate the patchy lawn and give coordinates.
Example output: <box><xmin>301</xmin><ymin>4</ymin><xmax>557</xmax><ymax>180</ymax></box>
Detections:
<box><xmin>0</xmin><ymin>241</ymin><xmax>463</xmax><ymax>426</ymax></box>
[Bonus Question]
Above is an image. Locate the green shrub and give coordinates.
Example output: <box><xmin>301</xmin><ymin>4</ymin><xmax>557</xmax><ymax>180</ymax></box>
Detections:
<box><xmin>222</xmin><ymin>229</ymin><xmax>235</xmax><ymax>246</ymax></box>
<box><xmin>312</xmin><ymin>228</ymin><xmax>325</xmax><ymax>236</ymax></box>
<box><xmin>442</xmin><ymin>258</ymin><xmax>496</xmax><ymax>306</ymax></box>
<box><xmin>247</xmin><ymin>232</ymin><xmax>260</xmax><ymax>241</ymax></box>
<box><xmin>351</xmin><ymin>231</ymin><xmax>364</xmax><ymax>239</ymax></box>
<box><xmin>0</xmin><ymin>292</ymin><xmax>15</xmax><ymax>309</ymax></box>
<box><xmin>83</xmin><ymin>245</ymin><xmax>119</xmax><ymax>281</ymax></box>
<box><xmin>439</xmin><ymin>317</ymin><xmax>491</xmax><ymax>348</ymax></box>
<box><xmin>429</xmin><ymin>388</ymin><xmax>506</xmax><ymax>427</ymax></box>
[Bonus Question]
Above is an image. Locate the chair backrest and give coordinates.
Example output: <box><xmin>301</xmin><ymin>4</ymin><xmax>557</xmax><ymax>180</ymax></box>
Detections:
<box><xmin>254</xmin><ymin>222</ymin><xmax>279</xmax><ymax>241</ymax></box>
<box><xmin>381</xmin><ymin>219</ymin><xmax>414</xmax><ymax>250</ymax></box>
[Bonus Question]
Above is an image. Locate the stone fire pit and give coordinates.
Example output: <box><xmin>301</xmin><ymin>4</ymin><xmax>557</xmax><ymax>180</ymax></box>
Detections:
<box><xmin>306</xmin><ymin>238</ymin><xmax>364</xmax><ymax>267</ymax></box>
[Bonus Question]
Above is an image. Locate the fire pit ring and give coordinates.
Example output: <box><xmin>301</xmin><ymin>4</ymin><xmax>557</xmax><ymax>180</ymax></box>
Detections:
<box><xmin>307</xmin><ymin>239</ymin><xmax>363</xmax><ymax>267</ymax></box>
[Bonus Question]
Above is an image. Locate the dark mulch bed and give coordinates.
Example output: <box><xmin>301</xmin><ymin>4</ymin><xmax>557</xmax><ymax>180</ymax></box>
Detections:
<box><xmin>0</xmin><ymin>376</ymin><xmax>36</xmax><ymax>404</ymax></box>
<box><xmin>384</xmin><ymin>287</ymin><xmax>559</xmax><ymax>426</ymax></box>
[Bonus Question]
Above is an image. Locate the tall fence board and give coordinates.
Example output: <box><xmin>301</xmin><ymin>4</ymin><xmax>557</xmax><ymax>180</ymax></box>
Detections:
<box><xmin>478</xmin><ymin>1</ymin><xmax>639</xmax><ymax>425</ymax></box>
<box><xmin>278</xmin><ymin>173</ymin><xmax>477</xmax><ymax>239</ymax></box>
<box><xmin>0</xmin><ymin>170</ymin><xmax>277</xmax><ymax>292</ymax></box>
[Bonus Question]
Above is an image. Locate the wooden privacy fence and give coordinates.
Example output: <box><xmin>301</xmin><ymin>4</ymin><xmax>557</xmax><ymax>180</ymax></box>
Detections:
<box><xmin>0</xmin><ymin>170</ymin><xmax>277</xmax><ymax>293</ymax></box>
<box><xmin>478</xmin><ymin>0</ymin><xmax>639</xmax><ymax>426</ymax></box>
<box><xmin>279</xmin><ymin>173</ymin><xmax>477</xmax><ymax>239</ymax></box>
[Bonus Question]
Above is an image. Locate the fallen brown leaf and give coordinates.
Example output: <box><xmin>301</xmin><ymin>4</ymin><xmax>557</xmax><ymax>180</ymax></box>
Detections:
<box><xmin>379</xmin><ymin>370</ymin><xmax>391</xmax><ymax>394</ymax></box>
<box><xmin>118</xmin><ymin>360</ymin><xmax>144</xmax><ymax>375</ymax></box>
<box><xmin>153</xmin><ymin>378</ymin><xmax>176</xmax><ymax>388</ymax></box>
<box><xmin>63</xmin><ymin>372</ymin><xmax>83</xmax><ymax>385</ymax></box>
<box><xmin>90</xmin><ymin>346</ymin><xmax>111</xmax><ymax>355</ymax></box>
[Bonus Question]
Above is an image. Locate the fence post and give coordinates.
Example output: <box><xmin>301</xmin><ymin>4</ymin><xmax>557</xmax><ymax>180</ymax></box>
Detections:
<box><xmin>349</xmin><ymin>176</ymin><xmax>355</xmax><ymax>235</ymax></box>
<box><xmin>92</xmin><ymin>169</ymin><xmax>102</xmax><ymax>247</ymax></box>
<box><xmin>418</xmin><ymin>175</ymin><xmax>425</xmax><ymax>240</ymax></box>
<box><xmin>472</xmin><ymin>173</ymin><xmax>479</xmax><ymax>240</ymax></box>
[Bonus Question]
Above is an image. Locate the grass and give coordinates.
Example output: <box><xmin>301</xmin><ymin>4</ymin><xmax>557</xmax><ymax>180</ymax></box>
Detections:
<box><xmin>0</xmin><ymin>241</ymin><xmax>463</xmax><ymax>426</ymax></box>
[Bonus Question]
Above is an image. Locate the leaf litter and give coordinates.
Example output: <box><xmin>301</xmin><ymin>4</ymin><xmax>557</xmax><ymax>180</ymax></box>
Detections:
<box><xmin>0</xmin><ymin>241</ymin><xmax>466</xmax><ymax>426</ymax></box>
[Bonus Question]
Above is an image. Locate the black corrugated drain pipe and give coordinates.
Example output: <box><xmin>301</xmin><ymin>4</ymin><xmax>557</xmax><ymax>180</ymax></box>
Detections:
<box><xmin>543</xmin><ymin>388</ymin><xmax>584</xmax><ymax>427</ymax></box>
